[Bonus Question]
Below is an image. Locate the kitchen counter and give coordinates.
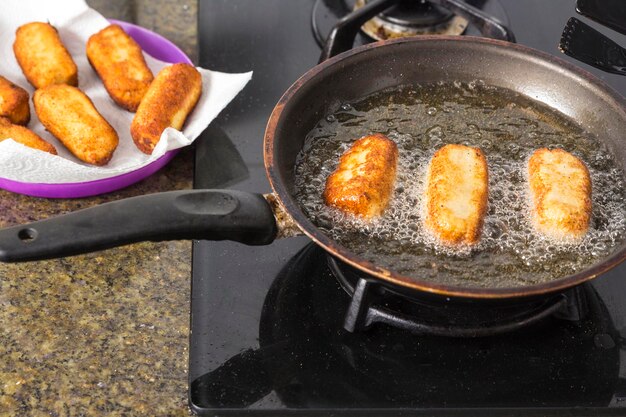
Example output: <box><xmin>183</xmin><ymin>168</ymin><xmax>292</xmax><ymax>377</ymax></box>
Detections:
<box><xmin>0</xmin><ymin>1</ymin><xmax>197</xmax><ymax>415</ymax></box>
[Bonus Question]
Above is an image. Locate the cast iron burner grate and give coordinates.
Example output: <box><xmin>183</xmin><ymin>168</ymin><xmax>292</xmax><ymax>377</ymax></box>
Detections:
<box><xmin>328</xmin><ymin>255</ymin><xmax>591</xmax><ymax>337</ymax></box>
<box><xmin>312</xmin><ymin>0</ymin><xmax>513</xmax><ymax>52</ymax></box>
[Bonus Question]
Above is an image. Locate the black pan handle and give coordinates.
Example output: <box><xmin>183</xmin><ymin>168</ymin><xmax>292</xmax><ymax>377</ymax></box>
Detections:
<box><xmin>576</xmin><ymin>0</ymin><xmax>626</xmax><ymax>36</ymax></box>
<box><xmin>0</xmin><ymin>190</ymin><xmax>277</xmax><ymax>262</ymax></box>
<box><xmin>560</xmin><ymin>17</ymin><xmax>626</xmax><ymax>77</ymax></box>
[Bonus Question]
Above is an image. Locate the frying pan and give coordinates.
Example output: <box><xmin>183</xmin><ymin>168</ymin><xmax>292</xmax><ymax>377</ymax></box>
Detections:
<box><xmin>0</xmin><ymin>36</ymin><xmax>624</xmax><ymax>300</ymax></box>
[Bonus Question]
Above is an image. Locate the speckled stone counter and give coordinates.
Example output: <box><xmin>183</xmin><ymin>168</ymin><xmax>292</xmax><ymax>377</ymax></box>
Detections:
<box><xmin>0</xmin><ymin>1</ymin><xmax>197</xmax><ymax>415</ymax></box>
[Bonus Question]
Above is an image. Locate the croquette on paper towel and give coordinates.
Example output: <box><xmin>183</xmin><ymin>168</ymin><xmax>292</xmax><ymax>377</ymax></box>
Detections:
<box><xmin>0</xmin><ymin>0</ymin><xmax>251</xmax><ymax>183</ymax></box>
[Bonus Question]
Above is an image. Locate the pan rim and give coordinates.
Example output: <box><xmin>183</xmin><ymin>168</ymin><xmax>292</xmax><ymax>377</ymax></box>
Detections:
<box><xmin>264</xmin><ymin>35</ymin><xmax>626</xmax><ymax>300</ymax></box>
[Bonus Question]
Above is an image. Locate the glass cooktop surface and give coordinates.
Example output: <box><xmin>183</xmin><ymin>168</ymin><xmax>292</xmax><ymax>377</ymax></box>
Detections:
<box><xmin>191</xmin><ymin>1</ymin><xmax>626</xmax><ymax>415</ymax></box>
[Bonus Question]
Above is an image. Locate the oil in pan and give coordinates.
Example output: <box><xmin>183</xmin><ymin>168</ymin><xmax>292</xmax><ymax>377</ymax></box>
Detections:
<box><xmin>294</xmin><ymin>81</ymin><xmax>626</xmax><ymax>288</ymax></box>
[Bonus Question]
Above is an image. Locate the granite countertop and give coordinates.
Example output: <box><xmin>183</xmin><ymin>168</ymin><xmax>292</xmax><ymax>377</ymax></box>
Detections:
<box><xmin>0</xmin><ymin>1</ymin><xmax>197</xmax><ymax>415</ymax></box>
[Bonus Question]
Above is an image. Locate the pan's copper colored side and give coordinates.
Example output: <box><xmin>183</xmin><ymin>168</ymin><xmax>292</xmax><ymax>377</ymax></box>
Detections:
<box><xmin>264</xmin><ymin>36</ymin><xmax>626</xmax><ymax>300</ymax></box>
<box><xmin>264</xmin><ymin>193</ymin><xmax>302</xmax><ymax>239</ymax></box>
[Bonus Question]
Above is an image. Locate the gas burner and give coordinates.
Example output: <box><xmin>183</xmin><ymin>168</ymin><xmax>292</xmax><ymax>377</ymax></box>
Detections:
<box><xmin>328</xmin><ymin>254</ymin><xmax>592</xmax><ymax>337</ymax></box>
<box><xmin>355</xmin><ymin>0</ymin><xmax>468</xmax><ymax>40</ymax></box>
<box><xmin>312</xmin><ymin>0</ymin><xmax>512</xmax><ymax>49</ymax></box>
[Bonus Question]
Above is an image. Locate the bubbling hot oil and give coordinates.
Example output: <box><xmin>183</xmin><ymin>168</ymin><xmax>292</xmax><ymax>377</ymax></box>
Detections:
<box><xmin>294</xmin><ymin>81</ymin><xmax>626</xmax><ymax>288</ymax></box>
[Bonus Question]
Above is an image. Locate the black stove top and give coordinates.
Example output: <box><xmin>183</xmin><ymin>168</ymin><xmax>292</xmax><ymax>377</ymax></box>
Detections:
<box><xmin>191</xmin><ymin>1</ymin><xmax>626</xmax><ymax>415</ymax></box>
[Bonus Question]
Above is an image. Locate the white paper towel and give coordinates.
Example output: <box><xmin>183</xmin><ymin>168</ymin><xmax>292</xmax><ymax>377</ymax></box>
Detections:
<box><xmin>0</xmin><ymin>0</ymin><xmax>252</xmax><ymax>183</ymax></box>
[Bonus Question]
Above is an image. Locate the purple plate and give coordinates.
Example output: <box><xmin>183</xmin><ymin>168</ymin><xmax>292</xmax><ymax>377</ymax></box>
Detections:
<box><xmin>0</xmin><ymin>20</ymin><xmax>192</xmax><ymax>198</ymax></box>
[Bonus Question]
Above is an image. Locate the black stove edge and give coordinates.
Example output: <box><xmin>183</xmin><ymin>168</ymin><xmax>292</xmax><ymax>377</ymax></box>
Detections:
<box><xmin>187</xmin><ymin>406</ymin><xmax>626</xmax><ymax>416</ymax></box>
<box><xmin>189</xmin><ymin>121</ymin><xmax>207</xmax><ymax>414</ymax></box>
